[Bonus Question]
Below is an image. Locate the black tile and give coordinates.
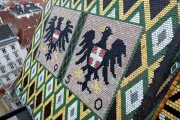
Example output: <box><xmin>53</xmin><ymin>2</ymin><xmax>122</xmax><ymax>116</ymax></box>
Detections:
<box><xmin>44</xmin><ymin>101</ymin><xmax>52</xmax><ymax>119</ymax></box>
<box><xmin>73</xmin><ymin>0</ymin><xmax>78</xmax><ymax>4</ymax></box>
<box><xmin>125</xmin><ymin>43</ymin><xmax>141</xmax><ymax>77</ymax></box>
<box><xmin>123</xmin><ymin>0</ymin><xmax>138</xmax><ymax>14</ymax></box>
<box><xmin>164</xmin><ymin>105</ymin><xmax>180</xmax><ymax>118</ymax></box>
<box><xmin>103</xmin><ymin>0</ymin><xmax>112</xmax><ymax>10</ymax></box>
<box><xmin>169</xmin><ymin>92</ymin><xmax>180</xmax><ymax>102</ymax></box>
<box><xmin>33</xmin><ymin>47</ymin><xmax>39</xmax><ymax>60</ymax></box>
<box><xmin>55</xmin><ymin>114</ymin><xmax>63</xmax><ymax>120</ymax></box>
<box><xmin>149</xmin><ymin>0</ymin><xmax>170</xmax><ymax>19</ymax></box>
<box><xmin>69</xmin><ymin>91</ymin><xmax>73</xmax><ymax>97</ymax></box>
<box><xmin>83</xmin><ymin>104</ymin><xmax>88</xmax><ymax>111</ymax></box>
<box><xmin>36</xmin><ymin>91</ymin><xmax>42</xmax><ymax>108</ymax></box>
<box><xmin>23</xmin><ymin>75</ymin><xmax>29</xmax><ymax>88</ymax></box>
<box><xmin>106</xmin><ymin>98</ymin><xmax>116</xmax><ymax>120</ymax></box>
<box><xmin>87</xmin><ymin>0</ymin><xmax>93</xmax><ymax>6</ymax></box>
<box><xmin>29</xmin><ymin>82</ymin><xmax>35</xmax><ymax>98</ymax></box>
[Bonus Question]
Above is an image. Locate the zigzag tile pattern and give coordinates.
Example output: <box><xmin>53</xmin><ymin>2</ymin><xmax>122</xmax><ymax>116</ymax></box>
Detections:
<box><xmin>15</xmin><ymin>0</ymin><xmax>180</xmax><ymax>120</ymax></box>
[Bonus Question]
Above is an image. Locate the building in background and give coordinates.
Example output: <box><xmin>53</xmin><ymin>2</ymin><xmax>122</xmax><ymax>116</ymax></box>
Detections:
<box><xmin>0</xmin><ymin>0</ymin><xmax>43</xmax><ymax>93</ymax></box>
<box><xmin>0</xmin><ymin>4</ymin><xmax>7</xmax><ymax>11</ymax></box>
<box><xmin>0</xmin><ymin>0</ymin><xmax>42</xmax><ymax>48</ymax></box>
<box><xmin>0</xmin><ymin>0</ymin><xmax>10</xmax><ymax>5</ymax></box>
<box><xmin>0</xmin><ymin>23</ymin><xmax>27</xmax><ymax>93</ymax></box>
<box><xmin>9</xmin><ymin>2</ymin><xmax>42</xmax><ymax>19</ymax></box>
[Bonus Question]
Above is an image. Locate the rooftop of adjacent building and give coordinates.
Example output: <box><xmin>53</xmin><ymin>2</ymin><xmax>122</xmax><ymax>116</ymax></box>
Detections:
<box><xmin>0</xmin><ymin>1</ymin><xmax>42</xmax><ymax>48</ymax></box>
<box><xmin>0</xmin><ymin>24</ymin><xmax>17</xmax><ymax>45</ymax></box>
<box><xmin>10</xmin><ymin>2</ymin><xmax>41</xmax><ymax>15</ymax></box>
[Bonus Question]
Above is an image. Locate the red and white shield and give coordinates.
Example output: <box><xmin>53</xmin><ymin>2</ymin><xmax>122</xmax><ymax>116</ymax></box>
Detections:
<box><xmin>52</xmin><ymin>29</ymin><xmax>61</xmax><ymax>44</ymax></box>
<box><xmin>89</xmin><ymin>46</ymin><xmax>106</xmax><ymax>68</ymax></box>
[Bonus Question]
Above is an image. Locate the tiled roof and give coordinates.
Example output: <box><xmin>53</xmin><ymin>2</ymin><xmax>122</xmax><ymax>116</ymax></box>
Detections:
<box><xmin>0</xmin><ymin>24</ymin><xmax>17</xmax><ymax>44</ymax></box>
<box><xmin>0</xmin><ymin>5</ymin><xmax>5</xmax><ymax>10</ymax></box>
<box><xmin>11</xmin><ymin>3</ymin><xmax>41</xmax><ymax>15</ymax></box>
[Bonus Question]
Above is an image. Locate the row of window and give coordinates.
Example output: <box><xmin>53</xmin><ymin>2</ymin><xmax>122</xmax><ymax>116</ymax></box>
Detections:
<box><xmin>0</xmin><ymin>44</ymin><xmax>17</xmax><ymax>54</ymax></box>
<box><xmin>0</xmin><ymin>70</ymin><xmax>20</xmax><ymax>88</ymax></box>
<box><xmin>0</xmin><ymin>59</ymin><xmax>23</xmax><ymax>76</ymax></box>
<box><xmin>0</xmin><ymin>51</ymin><xmax>21</xmax><ymax>65</ymax></box>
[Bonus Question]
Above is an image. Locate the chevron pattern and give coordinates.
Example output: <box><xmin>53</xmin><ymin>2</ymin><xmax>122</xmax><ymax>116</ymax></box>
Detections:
<box><xmin>15</xmin><ymin>0</ymin><xmax>180</xmax><ymax>120</ymax></box>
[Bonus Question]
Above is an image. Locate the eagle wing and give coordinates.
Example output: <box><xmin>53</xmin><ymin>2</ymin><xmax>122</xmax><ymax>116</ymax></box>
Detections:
<box><xmin>56</xmin><ymin>20</ymin><xmax>73</xmax><ymax>51</ymax></box>
<box><xmin>104</xmin><ymin>39</ymin><xmax>126</xmax><ymax>78</ymax></box>
<box><xmin>76</xmin><ymin>30</ymin><xmax>95</xmax><ymax>65</ymax></box>
<box><xmin>44</xmin><ymin>16</ymin><xmax>57</xmax><ymax>43</ymax></box>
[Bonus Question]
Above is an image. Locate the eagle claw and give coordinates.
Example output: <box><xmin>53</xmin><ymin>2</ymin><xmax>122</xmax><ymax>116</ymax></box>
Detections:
<box><xmin>77</xmin><ymin>81</ymin><xmax>92</xmax><ymax>94</ymax></box>
<box><xmin>75</xmin><ymin>62</ymin><xmax>79</xmax><ymax>65</ymax></box>
<box><xmin>105</xmin><ymin>81</ymin><xmax>109</xmax><ymax>85</ymax></box>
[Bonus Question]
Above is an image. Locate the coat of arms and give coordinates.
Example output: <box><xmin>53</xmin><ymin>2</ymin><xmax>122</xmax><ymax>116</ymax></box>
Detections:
<box><xmin>44</xmin><ymin>15</ymin><xmax>73</xmax><ymax>61</ymax></box>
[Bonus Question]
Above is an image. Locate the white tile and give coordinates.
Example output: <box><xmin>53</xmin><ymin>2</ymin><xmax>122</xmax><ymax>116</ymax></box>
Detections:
<box><xmin>31</xmin><ymin>63</ymin><xmax>37</xmax><ymax>79</ymax></box>
<box><xmin>125</xmin><ymin>80</ymin><xmax>143</xmax><ymax>114</ymax></box>
<box><xmin>55</xmin><ymin>0</ymin><xmax>60</xmax><ymax>6</ymax></box>
<box><xmin>44</xmin><ymin>0</ymin><xmax>51</xmax><ymax>16</ymax></box>
<box><xmin>37</xmin><ymin>70</ymin><xmax>45</xmax><ymax>88</ymax></box>
<box><xmin>67</xmin><ymin>100</ymin><xmax>78</xmax><ymax>120</ymax></box>
<box><xmin>45</xmin><ymin>78</ymin><xmax>54</xmax><ymax>98</ymax></box>
<box><xmin>25</xmin><ymin>57</ymin><xmax>31</xmax><ymax>72</ymax></box>
<box><xmin>90</xmin><ymin>5</ymin><xmax>97</xmax><ymax>14</ymax></box>
<box><xmin>152</xmin><ymin>17</ymin><xmax>173</xmax><ymax>55</ymax></box>
<box><xmin>34</xmin><ymin>27</ymin><xmax>41</xmax><ymax>45</ymax></box>
<box><xmin>34</xmin><ymin>111</ymin><xmax>41</xmax><ymax>120</ymax></box>
<box><xmin>130</xmin><ymin>12</ymin><xmax>140</xmax><ymax>24</ymax></box>
<box><xmin>89</xmin><ymin>116</ymin><xmax>95</xmax><ymax>120</ymax></box>
<box><xmin>107</xmin><ymin>8</ymin><xmax>116</xmax><ymax>18</ymax></box>
<box><xmin>15</xmin><ymin>83</ymin><xmax>22</xmax><ymax>96</ymax></box>
<box><xmin>55</xmin><ymin>88</ymin><xmax>64</xmax><ymax>110</ymax></box>
<box><xmin>76</xmin><ymin>3</ymin><xmax>82</xmax><ymax>11</ymax></box>
<box><xmin>21</xmin><ymin>92</ymin><xmax>27</xmax><ymax>105</ymax></box>
<box><xmin>65</xmin><ymin>1</ymin><xmax>70</xmax><ymax>8</ymax></box>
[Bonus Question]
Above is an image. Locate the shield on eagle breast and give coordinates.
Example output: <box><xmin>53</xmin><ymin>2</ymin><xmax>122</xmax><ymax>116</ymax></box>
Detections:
<box><xmin>52</xmin><ymin>29</ymin><xmax>61</xmax><ymax>44</ymax></box>
<box><xmin>89</xmin><ymin>45</ymin><xmax>106</xmax><ymax>68</ymax></box>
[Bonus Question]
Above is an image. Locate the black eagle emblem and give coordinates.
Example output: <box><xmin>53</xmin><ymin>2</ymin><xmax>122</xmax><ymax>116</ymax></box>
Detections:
<box><xmin>76</xmin><ymin>26</ymin><xmax>126</xmax><ymax>94</ymax></box>
<box><xmin>44</xmin><ymin>16</ymin><xmax>73</xmax><ymax>61</ymax></box>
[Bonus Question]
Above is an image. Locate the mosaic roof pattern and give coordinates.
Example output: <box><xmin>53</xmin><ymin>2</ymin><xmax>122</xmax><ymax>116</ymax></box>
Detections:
<box><xmin>15</xmin><ymin>0</ymin><xmax>180</xmax><ymax>120</ymax></box>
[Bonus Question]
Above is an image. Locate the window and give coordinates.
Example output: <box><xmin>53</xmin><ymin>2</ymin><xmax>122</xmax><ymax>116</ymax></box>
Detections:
<box><xmin>10</xmin><ymin>44</ymin><xmax>16</xmax><ymax>50</ymax></box>
<box><xmin>2</xmin><ymin>48</ymin><xmax>6</xmax><ymax>54</ymax></box>
<box><xmin>0</xmin><ymin>67</ymin><xmax>6</xmax><ymax>73</ymax></box>
<box><xmin>5</xmin><ymin>55</ymin><xmax>10</xmax><ymax>61</ymax></box>
<box><xmin>5</xmin><ymin>76</ymin><xmax>10</xmax><ymax>81</ymax></box>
